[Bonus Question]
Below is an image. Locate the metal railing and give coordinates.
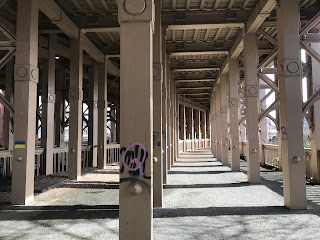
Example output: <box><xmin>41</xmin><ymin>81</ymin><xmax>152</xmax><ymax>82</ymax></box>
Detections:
<box><xmin>240</xmin><ymin>142</ymin><xmax>313</xmax><ymax>178</ymax></box>
<box><xmin>106</xmin><ymin>144</ymin><xmax>120</xmax><ymax>164</ymax></box>
<box><xmin>0</xmin><ymin>145</ymin><xmax>92</xmax><ymax>180</ymax></box>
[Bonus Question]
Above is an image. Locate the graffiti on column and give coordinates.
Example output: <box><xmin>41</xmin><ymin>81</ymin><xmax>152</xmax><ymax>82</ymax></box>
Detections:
<box><xmin>120</xmin><ymin>142</ymin><xmax>151</xmax><ymax>179</ymax></box>
<box><xmin>281</xmin><ymin>126</ymin><xmax>288</xmax><ymax>140</ymax></box>
<box><xmin>153</xmin><ymin>131</ymin><xmax>160</xmax><ymax>148</ymax></box>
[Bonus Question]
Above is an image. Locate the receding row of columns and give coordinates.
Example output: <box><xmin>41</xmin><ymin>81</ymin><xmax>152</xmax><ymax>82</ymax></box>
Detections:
<box><xmin>210</xmin><ymin>0</ymin><xmax>315</xmax><ymax>210</ymax></box>
<box><xmin>10</xmin><ymin>0</ymin><xmax>111</xmax><ymax>205</ymax></box>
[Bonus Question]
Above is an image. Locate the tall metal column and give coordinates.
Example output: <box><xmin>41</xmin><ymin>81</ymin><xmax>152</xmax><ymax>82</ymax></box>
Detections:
<box><xmin>41</xmin><ymin>34</ymin><xmax>56</xmax><ymax>175</ymax></box>
<box><xmin>110</xmin><ymin>109</ymin><xmax>116</xmax><ymax>142</ymax></box>
<box><xmin>153</xmin><ymin>0</ymin><xmax>163</xmax><ymax>208</ymax></box>
<box><xmin>118</xmin><ymin>1</ymin><xmax>154</xmax><ymax>238</ymax></box>
<box><xmin>170</xmin><ymin>73</ymin><xmax>175</xmax><ymax>164</ymax></box>
<box><xmin>191</xmin><ymin>108</ymin><xmax>195</xmax><ymax>151</ymax></box>
<box><xmin>12</xmin><ymin>0</ymin><xmax>39</xmax><ymax>205</ymax></box>
<box><xmin>3</xmin><ymin>59</ymin><xmax>14</xmax><ymax>150</ymax></box>
<box><xmin>310</xmin><ymin>43</ymin><xmax>320</xmax><ymax>183</ymax></box>
<box><xmin>259</xmin><ymin>83</ymin><xmax>268</xmax><ymax>166</ymax></box>
<box><xmin>215</xmin><ymin>84</ymin><xmax>222</xmax><ymax>161</ymax></box>
<box><xmin>197</xmin><ymin>110</ymin><xmax>201</xmax><ymax>149</ymax></box>
<box><xmin>88</xmin><ymin>63</ymin><xmax>98</xmax><ymax>167</ymax></box>
<box><xmin>211</xmin><ymin>93</ymin><xmax>216</xmax><ymax>155</ymax></box>
<box><xmin>97</xmin><ymin>61</ymin><xmax>107</xmax><ymax>170</ymax></box>
<box><xmin>229</xmin><ymin>59</ymin><xmax>240</xmax><ymax>171</ymax></box>
<box><xmin>55</xmin><ymin>63</ymin><xmax>65</xmax><ymax>147</ymax></box>
<box><xmin>68</xmin><ymin>39</ymin><xmax>83</xmax><ymax>181</ymax></box>
<box><xmin>201</xmin><ymin>111</ymin><xmax>206</xmax><ymax>148</ymax></box>
<box><xmin>277</xmin><ymin>0</ymin><xmax>306</xmax><ymax>208</ymax></box>
<box><xmin>167</xmin><ymin>58</ymin><xmax>172</xmax><ymax>171</ymax></box>
<box><xmin>176</xmin><ymin>92</ymin><xmax>179</xmax><ymax>157</ymax></box>
<box><xmin>220</xmin><ymin>74</ymin><xmax>229</xmax><ymax>166</ymax></box>
<box><xmin>244</xmin><ymin>33</ymin><xmax>260</xmax><ymax>183</ymax></box>
<box><xmin>162</xmin><ymin>37</ymin><xmax>168</xmax><ymax>183</ymax></box>
<box><xmin>183</xmin><ymin>104</ymin><xmax>186</xmax><ymax>152</ymax></box>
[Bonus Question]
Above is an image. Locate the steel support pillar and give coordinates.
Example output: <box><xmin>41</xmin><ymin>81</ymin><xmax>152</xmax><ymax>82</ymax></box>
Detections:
<box><xmin>191</xmin><ymin>108</ymin><xmax>195</xmax><ymax>151</ymax></box>
<box><xmin>12</xmin><ymin>0</ymin><xmax>39</xmax><ymax>205</ymax></box>
<box><xmin>215</xmin><ymin>84</ymin><xmax>222</xmax><ymax>161</ymax></box>
<box><xmin>68</xmin><ymin>39</ymin><xmax>83</xmax><ymax>181</ymax></box>
<box><xmin>3</xmin><ymin>59</ymin><xmax>14</xmax><ymax>150</ymax></box>
<box><xmin>277</xmin><ymin>0</ymin><xmax>306</xmax><ymax>209</ymax></box>
<box><xmin>167</xmin><ymin>58</ymin><xmax>172</xmax><ymax>171</ymax></box>
<box><xmin>55</xmin><ymin>63</ymin><xmax>65</xmax><ymax>147</ymax></box>
<box><xmin>153</xmin><ymin>0</ymin><xmax>163</xmax><ymax>208</ymax></box>
<box><xmin>97</xmin><ymin>61</ymin><xmax>107</xmax><ymax>170</ymax></box>
<box><xmin>175</xmin><ymin>92</ymin><xmax>179</xmax><ymax>157</ymax></box>
<box><xmin>118</xmin><ymin>1</ymin><xmax>154</xmax><ymax>238</ymax></box>
<box><xmin>88</xmin><ymin>63</ymin><xmax>98</xmax><ymax>167</ymax></box>
<box><xmin>244</xmin><ymin>33</ymin><xmax>260</xmax><ymax>183</ymax></box>
<box><xmin>41</xmin><ymin>34</ymin><xmax>56</xmax><ymax>175</ymax></box>
<box><xmin>310</xmin><ymin>43</ymin><xmax>320</xmax><ymax>183</ymax></box>
<box><xmin>220</xmin><ymin>74</ymin><xmax>229</xmax><ymax>166</ymax></box>
<box><xmin>170</xmin><ymin>72</ymin><xmax>175</xmax><ymax>164</ymax></box>
<box><xmin>110</xmin><ymin>108</ymin><xmax>116</xmax><ymax>143</ymax></box>
<box><xmin>259</xmin><ymin>83</ymin><xmax>268</xmax><ymax>166</ymax></box>
<box><xmin>183</xmin><ymin>104</ymin><xmax>186</xmax><ymax>151</ymax></box>
<box><xmin>229</xmin><ymin>59</ymin><xmax>240</xmax><ymax>171</ymax></box>
<box><xmin>211</xmin><ymin>93</ymin><xmax>216</xmax><ymax>156</ymax></box>
<box><xmin>162</xmin><ymin>41</ymin><xmax>168</xmax><ymax>183</ymax></box>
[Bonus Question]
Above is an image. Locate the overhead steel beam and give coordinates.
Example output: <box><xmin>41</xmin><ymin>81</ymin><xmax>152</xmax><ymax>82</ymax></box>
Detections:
<box><xmin>173</xmin><ymin>68</ymin><xmax>220</xmax><ymax>72</ymax></box>
<box><xmin>178</xmin><ymin>87</ymin><xmax>212</xmax><ymax>90</ymax></box>
<box><xmin>81</xmin><ymin>27</ymin><xmax>120</xmax><ymax>33</ymax></box>
<box><xmin>303</xmin><ymin>87</ymin><xmax>320</xmax><ymax>116</ymax></box>
<box><xmin>260</xmin><ymin>89</ymin><xmax>274</xmax><ymax>104</ymax></box>
<box><xmin>167</xmin><ymin>23</ymin><xmax>244</xmax><ymax>31</ymax></box>
<box><xmin>170</xmin><ymin>51</ymin><xmax>229</xmax><ymax>56</ymax></box>
<box><xmin>220</xmin><ymin>0</ymin><xmax>276</xmax><ymax>78</ymax></box>
<box><xmin>181</xmin><ymin>93</ymin><xmax>211</xmax><ymax>96</ymax></box>
<box><xmin>175</xmin><ymin>79</ymin><xmax>215</xmax><ymax>83</ymax></box>
<box><xmin>246</xmin><ymin>0</ymin><xmax>276</xmax><ymax>33</ymax></box>
<box><xmin>39</xmin><ymin>0</ymin><xmax>119</xmax><ymax>76</ymax></box>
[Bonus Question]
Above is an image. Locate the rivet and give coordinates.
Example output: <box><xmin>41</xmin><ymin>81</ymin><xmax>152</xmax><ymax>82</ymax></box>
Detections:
<box><xmin>293</xmin><ymin>156</ymin><xmax>301</xmax><ymax>163</ymax></box>
<box><xmin>153</xmin><ymin>157</ymin><xmax>157</xmax><ymax>163</ymax></box>
<box><xmin>71</xmin><ymin>149</ymin><xmax>75</xmax><ymax>153</ymax></box>
<box><xmin>17</xmin><ymin>156</ymin><xmax>23</xmax><ymax>162</ymax></box>
<box><xmin>129</xmin><ymin>182</ymin><xmax>143</xmax><ymax>195</ymax></box>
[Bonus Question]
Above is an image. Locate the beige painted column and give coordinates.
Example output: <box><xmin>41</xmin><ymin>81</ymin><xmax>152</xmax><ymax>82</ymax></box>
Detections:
<box><xmin>153</xmin><ymin>0</ymin><xmax>163</xmax><ymax>208</ymax></box>
<box><xmin>41</xmin><ymin>34</ymin><xmax>56</xmax><ymax>175</ymax></box>
<box><xmin>118</xmin><ymin>1</ymin><xmax>154</xmax><ymax>238</ymax></box>
<box><xmin>55</xmin><ymin>63</ymin><xmax>65</xmax><ymax>147</ymax></box>
<box><xmin>259</xmin><ymin>83</ymin><xmax>268</xmax><ymax>166</ymax></box>
<box><xmin>191</xmin><ymin>108</ymin><xmax>195</xmax><ymax>151</ymax></box>
<box><xmin>277</xmin><ymin>0</ymin><xmax>306</xmax><ymax>209</ymax></box>
<box><xmin>110</xmin><ymin>108</ymin><xmax>116</xmax><ymax>143</ymax></box>
<box><xmin>97</xmin><ymin>61</ymin><xmax>107</xmax><ymax>169</ymax></box>
<box><xmin>162</xmin><ymin>37</ymin><xmax>168</xmax><ymax>183</ymax></box>
<box><xmin>197</xmin><ymin>110</ymin><xmax>201</xmax><ymax>149</ymax></box>
<box><xmin>310</xmin><ymin>43</ymin><xmax>320</xmax><ymax>183</ymax></box>
<box><xmin>167</xmin><ymin>58</ymin><xmax>172</xmax><ymax>171</ymax></box>
<box><xmin>211</xmin><ymin>93</ymin><xmax>216</xmax><ymax>155</ymax></box>
<box><xmin>68</xmin><ymin>39</ymin><xmax>83</xmax><ymax>181</ymax></box>
<box><xmin>170</xmin><ymin>73</ymin><xmax>175</xmax><ymax>164</ymax></box>
<box><xmin>201</xmin><ymin>111</ymin><xmax>206</xmax><ymax>148</ymax></box>
<box><xmin>244</xmin><ymin>33</ymin><xmax>260</xmax><ymax>183</ymax></box>
<box><xmin>3</xmin><ymin>59</ymin><xmax>14</xmax><ymax>150</ymax></box>
<box><xmin>220</xmin><ymin>74</ymin><xmax>229</xmax><ymax>166</ymax></box>
<box><xmin>88</xmin><ymin>63</ymin><xmax>98</xmax><ymax>167</ymax></box>
<box><xmin>229</xmin><ymin>59</ymin><xmax>240</xmax><ymax>171</ymax></box>
<box><xmin>176</xmin><ymin>92</ymin><xmax>179</xmax><ymax>158</ymax></box>
<box><xmin>12</xmin><ymin>0</ymin><xmax>39</xmax><ymax>205</ymax></box>
<box><xmin>182</xmin><ymin>104</ymin><xmax>187</xmax><ymax>152</ymax></box>
<box><xmin>215</xmin><ymin>84</ymin><xmax>222</xmax><ymax>161</ymax></box>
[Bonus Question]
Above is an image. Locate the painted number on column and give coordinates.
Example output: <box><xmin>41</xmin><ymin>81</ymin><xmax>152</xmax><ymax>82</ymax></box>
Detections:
<box><xmin>281</xmin><ymin>126</ymin><xmax>287</xmax><ymax>140</ymax></box>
